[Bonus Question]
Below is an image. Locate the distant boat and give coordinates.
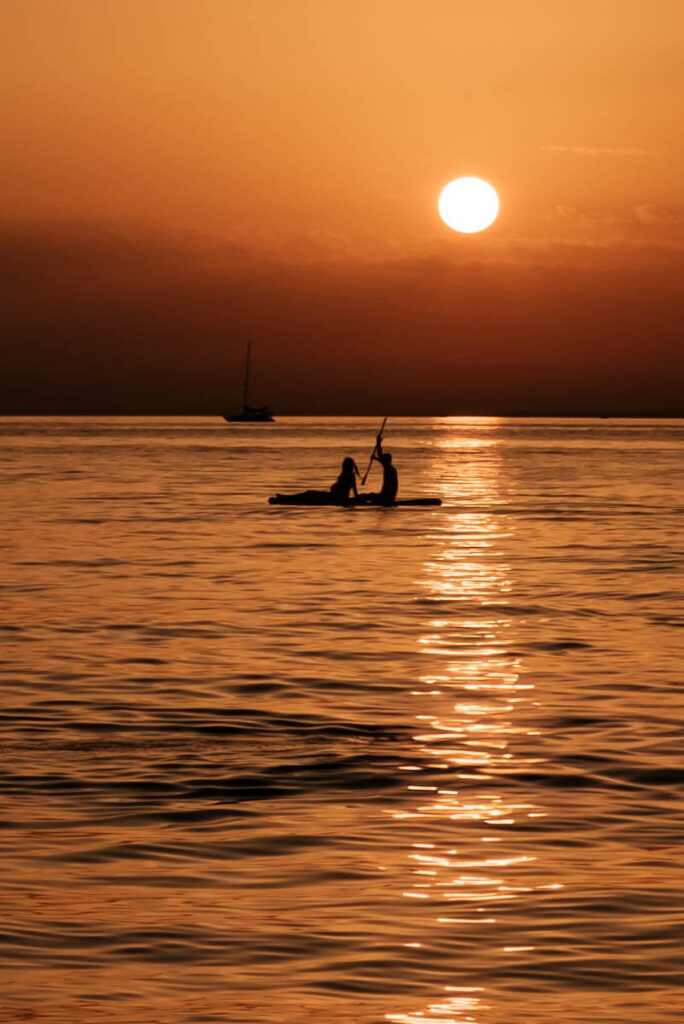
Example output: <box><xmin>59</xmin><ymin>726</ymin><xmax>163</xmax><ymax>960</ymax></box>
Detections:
<box><xmin>223</xmin><ymin>343</ymin><xmax>275</xmax><ymax>423</ymax></box>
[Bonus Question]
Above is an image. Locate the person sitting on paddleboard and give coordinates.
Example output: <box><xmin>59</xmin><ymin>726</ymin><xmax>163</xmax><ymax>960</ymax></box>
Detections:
<box><xmin>274</xmin><ymin>457</ymin><xmax>360</xmax><ymax>505</ymax></box>
<box><xmin>330</xmin><ymin>457</ymin><xmax>360</xmax><ymax>503</ymax></box>
<box><xmin>368</xmin><ymin>435</ymin><xmax>398</xmax><ymax>505</ymax></box>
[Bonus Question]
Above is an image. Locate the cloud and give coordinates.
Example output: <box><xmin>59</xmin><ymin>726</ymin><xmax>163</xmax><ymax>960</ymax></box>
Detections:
<box><xmin>634</xmin><ymin>204</ymin><xmax>684</xmax><ymax>225</ymax></box>
<box><xmin>555</xmin><ymin>204</ymin><xmax>684</xmax><ymax>237</ymax></box>
<box><xmin>1</xmin><ymin>217</ymin><xmax>683</xmax><ymax>416</ymax></box>
<box><xmin>555</xmin><ymin>205</ymin><xmax>621</xmax><ymax>225</ymax></box>
<box><xmin>543</xmin><ymin>145</ymin><xmax>663</xmax><ymax>157</ymax></box>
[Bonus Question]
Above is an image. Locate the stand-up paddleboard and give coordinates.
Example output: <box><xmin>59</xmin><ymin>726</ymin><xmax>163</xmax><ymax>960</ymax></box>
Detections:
<box><xmin>268</xmin><ymin>494</ymin><xmax>441</xmax><ymax>507</ymax></box>
<box><xmin>269</xmin><ymin>420</ymin><xmax>441</xmax><ymax>507</ymax></box>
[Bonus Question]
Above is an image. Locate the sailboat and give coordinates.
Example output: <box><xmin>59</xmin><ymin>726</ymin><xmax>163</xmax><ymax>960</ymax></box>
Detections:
<box><xmin>223</xmin><ymin>343</ymin><xmax>275</xmax><ymax>423</ymax></box>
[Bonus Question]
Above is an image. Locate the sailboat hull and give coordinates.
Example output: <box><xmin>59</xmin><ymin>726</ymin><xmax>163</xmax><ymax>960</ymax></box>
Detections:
<box><xmin>223</xmin><ymin>413</ymin><xmax>275</xmax><ymax>423</ymax></box>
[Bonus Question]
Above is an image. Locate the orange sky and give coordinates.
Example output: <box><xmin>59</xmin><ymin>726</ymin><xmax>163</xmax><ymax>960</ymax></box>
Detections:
<box><xmin>1</xmin><ymin>0</ymin><xmax>683</xmax><ymax>413</ymax></box>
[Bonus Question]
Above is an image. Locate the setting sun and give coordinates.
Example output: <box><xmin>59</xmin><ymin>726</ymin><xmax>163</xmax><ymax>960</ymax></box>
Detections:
<box><xmin>438</xmin><ymin>177</ymin><xmax>499</xmax><ymax>233</ymax></box>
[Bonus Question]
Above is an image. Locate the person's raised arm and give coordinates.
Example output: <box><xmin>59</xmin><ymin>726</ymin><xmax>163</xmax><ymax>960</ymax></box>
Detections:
<box><xmin>372</xmin><ymin>435</ymin><xmax>384</xmax><ymax>462</ymax></box>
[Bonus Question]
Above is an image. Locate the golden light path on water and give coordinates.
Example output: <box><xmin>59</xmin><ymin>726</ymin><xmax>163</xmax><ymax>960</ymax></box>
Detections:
<box><xmin>386</xmin><ymin>429</ymin><xmax>560</xmax><ymax>1024</ymax></box>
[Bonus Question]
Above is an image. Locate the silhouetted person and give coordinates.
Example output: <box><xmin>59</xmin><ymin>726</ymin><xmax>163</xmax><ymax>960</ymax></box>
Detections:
<box><xmin>330</xmin><ymin>457</ymin><xmax>360</xmax><ymax>502</ymax></box>
<box><xmin>369</xmin><ymin>434</ymin><xmax>398</xmax><ymax>505</ymax></box>
<box><xmin>275</xmin><ymin>457</ymin><xmax>360</xmax><ymax>505</ymax></box>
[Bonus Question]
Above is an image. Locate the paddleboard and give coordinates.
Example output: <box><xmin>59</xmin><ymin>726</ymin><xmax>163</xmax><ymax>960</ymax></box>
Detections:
<box><xmin>268</xmin><ymin>495</ymin><xmax>441</xmax><ymax>507</ymax></box>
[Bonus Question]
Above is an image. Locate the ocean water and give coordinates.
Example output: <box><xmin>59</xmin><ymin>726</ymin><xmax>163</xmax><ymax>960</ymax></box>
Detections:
<box><xmin>1</xmin><ymin>416</ymin><xmax>683</xmax><ymax>1024</ymax></box>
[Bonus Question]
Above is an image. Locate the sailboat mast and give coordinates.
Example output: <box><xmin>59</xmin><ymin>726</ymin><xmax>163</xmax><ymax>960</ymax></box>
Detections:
<box><xmin>243</xmin><ymin>342</ymin><xmax>251</xmax><ymax>410</ymax></box>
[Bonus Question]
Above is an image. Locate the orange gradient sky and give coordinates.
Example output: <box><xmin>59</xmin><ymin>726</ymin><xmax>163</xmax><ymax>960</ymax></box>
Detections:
<box><xmin>1</xmin><ymin>0</ymin><xmax>683</xmax><ymax>413</ymax></box>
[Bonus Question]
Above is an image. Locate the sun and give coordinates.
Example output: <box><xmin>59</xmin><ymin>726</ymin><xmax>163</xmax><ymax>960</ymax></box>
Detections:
<box><xmin>438</xmin><ymin>177</ymin><xmax>499</xmax><ymax>233</ymax></box>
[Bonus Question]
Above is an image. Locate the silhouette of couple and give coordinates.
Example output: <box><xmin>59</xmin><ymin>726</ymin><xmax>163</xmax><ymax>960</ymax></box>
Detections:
<box><xmin>287</xmin><ymin>433</ymin><xmax>398</xmax><ymax>506</ymax></box>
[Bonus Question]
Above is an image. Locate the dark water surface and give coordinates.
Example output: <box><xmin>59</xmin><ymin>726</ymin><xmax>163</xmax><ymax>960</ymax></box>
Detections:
<box><xmin>1</xmin><ymin>417</ymin><xmax>683</xmax><ymax>1024</ymax></box>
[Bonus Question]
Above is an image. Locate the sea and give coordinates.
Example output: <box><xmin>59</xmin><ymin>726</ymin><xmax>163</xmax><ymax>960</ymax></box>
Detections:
<box><xmin>1</xmin><ymin>416</ymin><xmax>683</xmax><ymax>1024</ymax></box>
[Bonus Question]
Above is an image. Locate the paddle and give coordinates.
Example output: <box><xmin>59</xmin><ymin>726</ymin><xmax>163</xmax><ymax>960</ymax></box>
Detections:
<box><xmin>361</xmin><ymin>417</ymin><xmax>388</xmax><ymax>486</ymax></box>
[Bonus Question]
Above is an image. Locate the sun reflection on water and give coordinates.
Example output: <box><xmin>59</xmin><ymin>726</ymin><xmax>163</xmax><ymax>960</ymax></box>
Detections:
<box><xmin>386</xmin><ymin>432</ymin><xmax>554</xmax><ymax>1024</ymax></box>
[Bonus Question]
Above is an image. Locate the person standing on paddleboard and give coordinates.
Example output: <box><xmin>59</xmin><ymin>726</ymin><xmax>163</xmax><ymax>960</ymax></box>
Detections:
<box><xmin>369</xmin><ymin>434</ymin><xmax>398</xmax><ymax>505</ymax></box>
